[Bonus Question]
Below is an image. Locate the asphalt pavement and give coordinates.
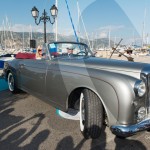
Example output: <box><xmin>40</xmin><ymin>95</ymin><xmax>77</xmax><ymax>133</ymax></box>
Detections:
<box><xmin>0</xmin><ymin>90</ymin><xmax>150</xmax><ymax>150</ymax></box>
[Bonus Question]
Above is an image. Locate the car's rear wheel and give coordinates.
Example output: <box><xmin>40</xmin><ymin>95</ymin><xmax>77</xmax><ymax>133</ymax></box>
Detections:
<box><xmin>79</xmin><ymin>89</ymin><xmax>103</xmax><ymax>139</ymax></box>
<box><xmin>8</xmin><ymin>72</ymin><xmax>18</xmax><ymax>93</ymax></box>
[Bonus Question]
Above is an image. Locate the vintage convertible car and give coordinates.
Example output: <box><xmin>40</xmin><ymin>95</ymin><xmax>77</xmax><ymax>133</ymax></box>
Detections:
<box><xmin>3</xmin><ymin>41</ymin><xmax>150</xmax><ymax>139</ymax></box>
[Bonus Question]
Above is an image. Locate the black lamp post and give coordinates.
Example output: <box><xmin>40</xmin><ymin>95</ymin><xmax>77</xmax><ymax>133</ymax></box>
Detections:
<box><xmin>31</xmin><ymin>5</ymin><xmax>58</xmax><ymax>43</ymax></box>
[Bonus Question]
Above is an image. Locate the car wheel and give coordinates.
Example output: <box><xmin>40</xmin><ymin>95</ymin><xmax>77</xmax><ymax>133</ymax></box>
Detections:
<box><xmin>8</xmin><ymin>72</ymin><xmax>18</xmax><ymax>93</ymax></box>
<box><xmin>80</xmin><ymin>89</ymin><xmax>103</xmax><ymax>139</ymax></box>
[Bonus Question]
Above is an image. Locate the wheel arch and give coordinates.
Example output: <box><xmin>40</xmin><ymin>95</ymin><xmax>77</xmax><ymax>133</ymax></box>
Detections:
<box><xmin>67</xmin><ymin>86</ymin><xmax>113</xmax><ymax>126</ymax></box>
<box><xmin>5</xmin><ymin>69</ymin><xmax>11</xmax><ymax>80</ymax></box>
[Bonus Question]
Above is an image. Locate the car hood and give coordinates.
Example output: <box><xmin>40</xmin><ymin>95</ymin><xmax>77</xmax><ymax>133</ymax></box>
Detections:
<box><xmin>56</xmin><ymin>57</ymin><xmax>150</xmax><ymax>79</ymax></box>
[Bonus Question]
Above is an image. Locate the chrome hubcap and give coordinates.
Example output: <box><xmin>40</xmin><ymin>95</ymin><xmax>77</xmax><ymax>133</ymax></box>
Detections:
<box><xmin>8</xmin><ymin>73</ymin><xmax>14</xmax><ymax>91</ymax></box>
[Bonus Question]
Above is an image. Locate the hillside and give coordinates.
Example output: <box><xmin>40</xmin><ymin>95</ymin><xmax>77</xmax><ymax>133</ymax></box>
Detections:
<box><xmin>0</xmin><ymin>31</ymin><xmax>114</xmax><ymax>49</ymax></box>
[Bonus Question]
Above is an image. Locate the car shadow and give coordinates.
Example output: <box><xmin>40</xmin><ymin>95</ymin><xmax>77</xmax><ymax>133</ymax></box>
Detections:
<box><xmin>0</xmin><ymin>90</ymin><xmax>50</xmax><ymax>150</ymax></box>
<box><xmin>55</xmin><ymin>136</ymin><xmax>87</xmax><ymax>150</ymax></box>
<box><xmin>0</xmin><ymin>90</ymin><xmax>27</xmax><ymax>130</ymax></box>
<box><xmin>114</xmin><ymin>136</ymin><xmax>147</xmax><ymax>150</ymax></box>
<box><xmin>55</xmin><ymin>125</ymin><xmax>107</xmax><ymax>150</ymax></box>
<box><xmin>55</xmin><ymin>125</ymin><xmax>147</xmax><ymax>150</ymax></box>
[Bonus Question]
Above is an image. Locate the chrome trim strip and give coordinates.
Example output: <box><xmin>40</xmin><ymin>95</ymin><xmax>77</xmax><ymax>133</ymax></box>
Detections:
<box><xmin>111</xmin><ymin>117</ymin><xmax>150</xmax><ymax>137</ymax></box>
<box><xmin>141</xmin><ymin>66</ymin><xmax>150</xmax><ymax>114</ymax></box>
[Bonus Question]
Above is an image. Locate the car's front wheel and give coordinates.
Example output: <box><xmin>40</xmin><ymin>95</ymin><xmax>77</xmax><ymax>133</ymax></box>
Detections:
<box><xmin>80</xmin><ymin>89</ymin><xmax>103</xmax><ymax>139</ymax></box>
<box><xmin>8</xmin><ymin>72</ymin><xmax>18</xmax><ymax>93</ymax></box>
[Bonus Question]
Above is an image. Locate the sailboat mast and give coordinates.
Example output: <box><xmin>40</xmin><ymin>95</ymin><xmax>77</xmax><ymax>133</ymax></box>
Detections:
<box><xmin>29</xmin><ymin>24</ymin><xmax>33</xmax><ymax>48</ymax></box>
<box><xmin>55</xmin><ymin>0</ymin><xmax>58</xmax><ymax>41</ymax></box>
<box><xmin>76</xmin><ymin>0</ymin><xmax>91</xmax><ymax>48</ymax></box>
<box><xmin>22</xmin><ymin>27</ymin><xmax>24</xmax><ymax>51</ymax></box>
<box><xmin>30</xmin><ymin>24</ymin><xmax>33</xmax><ymax>39</ymax></box>
<box><xmin>114</xmin><ymin>36</ymin><xmax>116</xmax><ymax>47</ymax></box>
<box><xmin>142</xmin><ymin>8</ymin><xmax>146</xmax><ymax>48</ymax></box>
<box><xmin>108</xmin><ymin>27</ymin><xmax>111</xmax><ymax>50</ymax></box>
<box><xmin>77</xmin><ymin>0</ymin><xmax>80</xmax><ymax>42</ymax></box>
<box><xmin>132</xmin><ymin>29</ymin><xmax>135</xmax><ymax>46</ymax></box>
<box><xmin>3</xmin><ymin>20</ymin><xmax>6</xmax><ymax>51</ymax></box>
<box><xmin>6</xmin><ymin>16</ymin><xmax>14</xmax><ymax>50</ymax></box>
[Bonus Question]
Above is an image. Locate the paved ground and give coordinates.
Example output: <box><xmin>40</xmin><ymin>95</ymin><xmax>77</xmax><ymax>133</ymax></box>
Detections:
<box><xmin>0</xmin><ymin>56</ymin><xmax>150</xmax><ymax>150</ymax></box>
<box><xmin>0</xmin><ymin>90</ymin><xmax>150</xmax><ymax>150</ymax></box>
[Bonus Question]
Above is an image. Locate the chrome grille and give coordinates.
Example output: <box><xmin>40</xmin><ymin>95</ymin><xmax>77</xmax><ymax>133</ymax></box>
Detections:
<box><xmin>141</xmin><ymin>72</ymin><xmax>149</xmax><ymax>116</ymax></box>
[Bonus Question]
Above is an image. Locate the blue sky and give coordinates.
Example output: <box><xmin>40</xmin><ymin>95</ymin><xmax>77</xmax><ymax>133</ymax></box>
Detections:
<box><xmin>116</xmin><ymin>0</ymin><xmax>150</xmax><ymax>36</ymax></box>
<box><xmin>0</xmin><ymin>0</ymin><xmax>149</xmax><ymax>43</ymax></box>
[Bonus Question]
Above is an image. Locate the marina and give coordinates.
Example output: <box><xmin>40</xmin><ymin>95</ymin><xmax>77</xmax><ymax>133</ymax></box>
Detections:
<box><xmin>0</xmin><ymin>0</ymin><xmax>150</xmax><ymax>150</ymax></box>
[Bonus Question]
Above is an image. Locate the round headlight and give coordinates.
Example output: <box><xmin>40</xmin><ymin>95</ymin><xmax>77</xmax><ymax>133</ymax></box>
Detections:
<box><xmin>134</xmin><ymin>80</ymin><xmax>146</xmax><ymax>97</ymax></box>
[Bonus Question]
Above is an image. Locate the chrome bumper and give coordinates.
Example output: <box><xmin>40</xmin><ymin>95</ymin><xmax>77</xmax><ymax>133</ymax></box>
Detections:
<box><xmin>111</xmin><ymin>117</ymin><xmax>150</xmax><ymax>137</ymax></box>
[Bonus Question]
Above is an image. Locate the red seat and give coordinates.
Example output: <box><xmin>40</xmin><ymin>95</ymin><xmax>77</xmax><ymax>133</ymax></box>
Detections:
<box><xmin>16</xmin><ymin>53</ymin><xmax>36</xmax><ymax>59</ymax></box>
<box><xmin>51</xmin><ymin>52</ymin><xmax>59</xmax><ymax>56</ymax></box>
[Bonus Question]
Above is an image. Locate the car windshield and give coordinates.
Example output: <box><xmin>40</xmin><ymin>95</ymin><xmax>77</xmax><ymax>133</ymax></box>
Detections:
<box><xmin>48</xmin><ymin>42</ymin><xmax>93</xmax><ymax>58</ymax></box>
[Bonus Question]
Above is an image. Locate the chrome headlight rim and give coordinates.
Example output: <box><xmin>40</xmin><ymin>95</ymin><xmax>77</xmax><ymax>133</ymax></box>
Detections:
<box><xmin>134</xmin><ymin>80</ymin><xmax>146</xmax><ymax>97</ymax></box>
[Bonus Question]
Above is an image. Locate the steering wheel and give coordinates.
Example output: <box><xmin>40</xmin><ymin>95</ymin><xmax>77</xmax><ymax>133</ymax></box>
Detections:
<box><xmin>77</xmin><ymin>51</ymin><xmax>86</xmax><ymax>56</ymax></box>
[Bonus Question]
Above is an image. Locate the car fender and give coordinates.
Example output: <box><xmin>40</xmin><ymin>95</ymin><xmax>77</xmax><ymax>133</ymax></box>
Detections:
<box><xmin>65</xmin><ymin>68</ymin><xmax>137</xmax><ymax>126</ymax></box>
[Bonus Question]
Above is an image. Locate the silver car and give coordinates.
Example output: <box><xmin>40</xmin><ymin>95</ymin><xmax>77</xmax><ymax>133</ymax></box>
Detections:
<box><xmin>3</xmin><ymin>42</ymin><xmax>150</xmax><ymax>139</ymax></box>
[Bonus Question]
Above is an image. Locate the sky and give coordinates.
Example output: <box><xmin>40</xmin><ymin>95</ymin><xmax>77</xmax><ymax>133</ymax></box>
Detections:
<box><xmin>0</xmin><ymin>0</ymin><xmax>150</xmax><ymax>44</ymax></box>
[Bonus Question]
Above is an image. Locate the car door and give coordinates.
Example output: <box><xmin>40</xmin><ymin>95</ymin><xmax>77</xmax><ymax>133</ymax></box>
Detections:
<box><xmin>45</xmin><ymin>58</ymin><xmax>70</xmax><ymax>109</ymax></box>
<box><xmin>19</xmin><ymin>59</ymin><xmax>48</xmax><ymax>96</ymax></box>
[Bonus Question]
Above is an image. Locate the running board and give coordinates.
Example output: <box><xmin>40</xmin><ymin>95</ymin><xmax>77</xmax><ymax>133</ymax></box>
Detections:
<box><xmin>56</xmin><ymin>109</ymin><xmax>80</xmax><ymax>120</ymax></box>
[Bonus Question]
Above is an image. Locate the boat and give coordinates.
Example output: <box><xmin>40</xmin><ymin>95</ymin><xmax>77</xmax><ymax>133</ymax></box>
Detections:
<box><xmin>0</xmin><ymin>54</ymin><xmax>15</xmax><ymax>69</ymax></box>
